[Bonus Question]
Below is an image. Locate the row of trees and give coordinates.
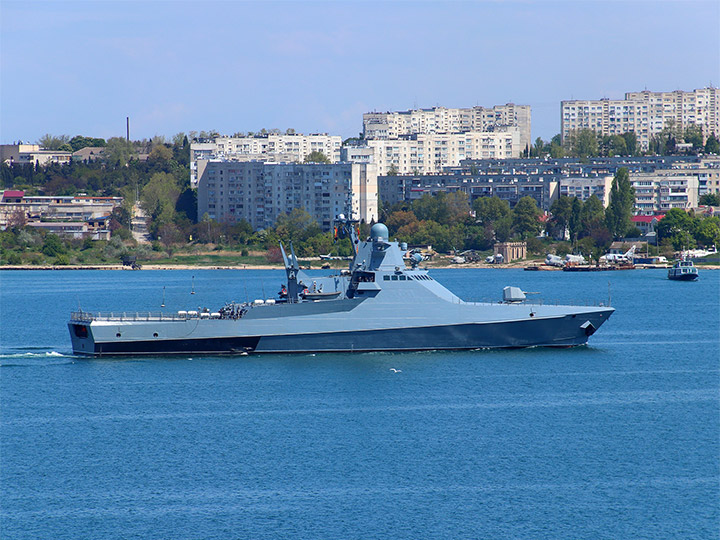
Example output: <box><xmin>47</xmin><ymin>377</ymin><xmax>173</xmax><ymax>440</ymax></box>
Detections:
<box><xmin>656</xmin><ymin>208</ymin><xmax>720</xmax><ymax>250</ymax></box>
<box><xmin>528</xmin><ymin>129</ymin><xmax>719</xmax><ymax>159</ymax></box>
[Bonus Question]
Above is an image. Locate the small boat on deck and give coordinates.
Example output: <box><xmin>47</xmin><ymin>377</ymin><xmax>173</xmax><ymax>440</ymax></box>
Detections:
<box><xmin>668</xmin><ymin>260</ymin><xmax>699</xmax><ymax>281</ymax></box>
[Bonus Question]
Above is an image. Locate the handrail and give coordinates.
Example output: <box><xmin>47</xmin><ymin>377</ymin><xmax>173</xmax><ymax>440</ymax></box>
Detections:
<box><xmin>70</xmin><ymin>311</ymin><xmax>197</xmax><ymax>322</ymax></box>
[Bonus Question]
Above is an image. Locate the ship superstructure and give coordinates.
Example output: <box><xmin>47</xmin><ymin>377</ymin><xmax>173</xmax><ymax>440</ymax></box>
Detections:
<box><xmin>69</xmin><ymin>219</ymin><xmax>614</xmax><ymax>356</ymax></box>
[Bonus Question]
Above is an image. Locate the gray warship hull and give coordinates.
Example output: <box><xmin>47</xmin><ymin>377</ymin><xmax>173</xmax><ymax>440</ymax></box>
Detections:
<box><xmin>69</xmin><ymin>296</ymin><xmax>612</xmax><ymax>356</ymax></box>
<box><xmin>68</xmin><ymin>220</ymin><xmax>614</xmax><ymax>356</ymax></box>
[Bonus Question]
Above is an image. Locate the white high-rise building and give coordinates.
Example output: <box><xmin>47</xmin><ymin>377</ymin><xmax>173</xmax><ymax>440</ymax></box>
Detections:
<box><xmin>363</xmin><ymin>104</ymin><xmax>531</xmax><ymax>151</ymax></box>
<box><xmin>190</xmin><ymin>133</ymin><xmax>342</xmax><ymax>187</ymax></box>
<box><xmin>197</xmin><ymin>161</ymin><xmax>377</xmax><ymax>231</ymax></box>
<box><xmin>353</xmin><ymin>130</ymin><xmax>522</xmax><ymax>175</ymax></box>
<box><xmin>561</xmin><ymin>87</ymin><xmax>719</xmax><ymax>151</ymax></box>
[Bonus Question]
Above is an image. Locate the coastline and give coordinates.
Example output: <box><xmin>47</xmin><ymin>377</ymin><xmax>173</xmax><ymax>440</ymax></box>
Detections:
<box><xmin>2</xmin><ymin>261</ymin><xmax>719</xmax><ymax>271</ymax></box>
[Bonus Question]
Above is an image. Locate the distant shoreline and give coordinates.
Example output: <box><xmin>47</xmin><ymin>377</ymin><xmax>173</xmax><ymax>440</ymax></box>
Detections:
<box><xmin>2</xmin><ymin>262</ymin><xmax>719</xmax><ymax>271</ymax></box>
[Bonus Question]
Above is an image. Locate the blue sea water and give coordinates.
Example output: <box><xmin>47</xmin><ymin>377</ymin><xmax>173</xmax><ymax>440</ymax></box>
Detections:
<box><xmin>1</xmin><ymin>268</ymin><xmax>718</xmax><ymax>539</ymax></box>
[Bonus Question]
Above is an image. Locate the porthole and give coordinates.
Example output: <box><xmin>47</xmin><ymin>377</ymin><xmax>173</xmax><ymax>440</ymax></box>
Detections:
<box><xmin>153</xmin><ymin>332</ymin><xmax>159</xmax><ymax>338</ymax></box>
<box><xmin>116</xmin><ymin>333</ymin><xmax>121</xmax><ymax>338</ymax></box>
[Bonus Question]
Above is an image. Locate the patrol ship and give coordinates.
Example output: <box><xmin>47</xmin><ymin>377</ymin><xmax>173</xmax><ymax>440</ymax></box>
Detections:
<box><xmin>68</xmin><ymin>219</ymin><xmax>614</xmax><ymax>356</ymax></box>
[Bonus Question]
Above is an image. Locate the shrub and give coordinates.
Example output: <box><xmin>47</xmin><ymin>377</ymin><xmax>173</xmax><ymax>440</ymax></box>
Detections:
<box><xmin>42</xmin><ymin>234</ymin><xmax>66</xmax><ymax>257</ymax></box>
<box><xmin>525</xmin><ymin>237</ymin><xmax>545</xmax><ymax>255</ymax></box>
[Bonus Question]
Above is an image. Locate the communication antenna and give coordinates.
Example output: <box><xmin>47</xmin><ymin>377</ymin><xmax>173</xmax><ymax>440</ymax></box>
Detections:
<box><xmin>161</xmin><ymin>286</ymin><xmax>166</xmax><ymax>308</ymax></box>
<box><xmin>607</xmin><ymin>281</ymin><xmax>611</xmax><ymax>307</ymax></box>
<box><xmin>191</xmin><ymin>275</ymin><xmax>196</xmax><ymax>295</ymax></box>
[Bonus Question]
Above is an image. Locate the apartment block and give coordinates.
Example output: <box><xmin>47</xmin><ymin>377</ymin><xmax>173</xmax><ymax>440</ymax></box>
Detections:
<box><xmin>558</xmin><ymin>176</ymin><xmax>614</xmax><ymax>207</ymax></box>
<box><xmin>378</xmin><ymin>155</ymin><xmax>719</xmax><ymax>213</ymax></box>
<box><xmin>561</xmin><ymin>87</ymin><xmax>719</xmax><ymax>151</ymax></box>
<box><xmin>363</xmin><ymin>104</ymin><xmax>531</xmax><ymax>151</ymax></box>
<box><xmin>196</xmin><ymin>161</ymin><xmax>377</xmax><ymax>231</ymax></box>
<box><xmin>377</xmin><ymin>173</ymin><xmax>558</xmax><ymax>211</ymax></box>
<box><xmin>631</xmin><ymin>171</ymin><xmax>700</xmax><ymax>212</ymax></box>
<box><xmin>190</xmin><ymin>133</ymin><xmax>342</xmax><ymax>187</ymax></box>
<box><xmin>348</xmin><ymin>130</ymin><xmax>522</xmax><ymax>176</ymax></box>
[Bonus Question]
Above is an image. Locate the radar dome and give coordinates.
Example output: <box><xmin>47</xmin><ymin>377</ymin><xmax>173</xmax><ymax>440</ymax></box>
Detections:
<box><xmin>370</xmin><ymin>223</ymin><xmax>389</xmax><ymax>241</ymax></box>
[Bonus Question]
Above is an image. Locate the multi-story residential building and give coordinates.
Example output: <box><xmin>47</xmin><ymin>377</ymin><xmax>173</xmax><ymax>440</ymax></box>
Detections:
<box><xmin>561</xmin><ymin>87</ymin><xmax>720</xmax><ymax>151</ymax></box>
<box><xmin>348</xmin><ymin>130</ymin><xmax>522</xmax><ymax>176</ymax></box>
<box><xmin>190</xmin><ymin>133</ymin><xmax>342</xmax><ymax>187</ymax></box>
<box><xmin>196</xmin><ymin>161</ymin><xmax>377</xmax><ymax>231</ymax></box>
<box><xmin>558</xmin><ymin>176</ymin><xmax>614</xmax><ymax>207</ymax></box>
<box><xmin>0</xmin><ymin>191</ymin><xmax>122</xmax><ymax>239</ymax></box>
<box><xmin>363</xmin><ymin>104</ymin><xmax>532</xmax><ymax>151</ymax></box>
<box><xmin>0</xmin><ymin>144</ymin><xmax>72</xmax><ymax>167</ymax></box>
<box><xmin>631</xmin><ymin>171</ymin><xmax>700</xmax><ymax>212</ymax></box>
<box><xmin>378</xmin><ymin>155</ymin><xmax>720</xmax><ymax>213</ymax></box>
<box><xmin>377</xmin><ymin>173</ymin><xmax>558</xmax><ymax>211</ymax></box>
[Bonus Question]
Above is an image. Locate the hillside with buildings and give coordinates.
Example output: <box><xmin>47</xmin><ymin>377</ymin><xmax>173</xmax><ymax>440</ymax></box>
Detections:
<box><xmin>2</xmin><ymin>87</ymin><xmax>720</xmax><ymax>267</ymax></box>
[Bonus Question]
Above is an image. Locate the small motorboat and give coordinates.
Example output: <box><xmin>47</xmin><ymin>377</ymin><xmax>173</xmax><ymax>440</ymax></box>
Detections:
<box><xmin>668</xmin><ymin>260</ymin><xmax>699</xmax><ymax>281</ymax></box>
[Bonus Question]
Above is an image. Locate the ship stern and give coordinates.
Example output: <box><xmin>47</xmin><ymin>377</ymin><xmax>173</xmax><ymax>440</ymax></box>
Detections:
<box><xmin>68</xmin><ymin>321</ymin><xmax>96</xmax><ymax>356</ymax></box>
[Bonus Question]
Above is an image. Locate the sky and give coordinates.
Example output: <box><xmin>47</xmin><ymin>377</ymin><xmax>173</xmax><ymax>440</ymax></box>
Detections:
<box><xmin>1</xmin><ymin>0</ymin><xmax>719</xmax><ymax>145</ymax></box>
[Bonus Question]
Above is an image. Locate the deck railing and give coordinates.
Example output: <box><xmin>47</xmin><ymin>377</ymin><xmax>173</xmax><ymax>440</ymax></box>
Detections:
<box><xmin>70</xmin><ymin>311</ymin><xmax>195</xmax><ymax>322</ymax></box>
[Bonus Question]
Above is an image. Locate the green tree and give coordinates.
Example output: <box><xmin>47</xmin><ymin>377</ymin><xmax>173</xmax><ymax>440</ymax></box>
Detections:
<box><xmin>567</xmin><ymin>129</ymin><xmax>599</xmax><ymax>158</ymax></box>
<box><xmin>473</xmin><ymin>196</ymin><xmax>511</xmax><ymax>226</ymax></box>
<box><xmin>274</xmin><ymin>208</ymin><xmax>322</xmax><ymax>250</ymax></box>
<box><xmin>549</xmin><ymin>134</ymin><xmax>565</xmax><ymax>158</ymax></box>
<box><xmin>511</xmin><ymin>196</ymin><xmax>542</xmax><ymax>239</ymax></box>
<box><xmin>605</xmin><ymin>168</ymin><xmax>635</xmax><ymax>238</ymax></box>
<box><xmin>104</xmin><ymin>137</ymin><xmax>136</xmax><ymax>166</ymax></box>
<box><xmin>610</xmin><ymin>135</ymin><xmax>627</xmax><ymax>156</ymax></box>
<box><xmin>304</xmin><ymin>151</ymin><xmax>330</xmax><ymax>164</ymax></box>
<box><xmin>38</xmin><ymin>134</ymin><xmax>70</xmax><ymax>150</ymax></box>
<box><xmin>568</xmin><ymin>197</ymin><xmax>584</xmax><ymax>243</ymax></box>
<box><xmin>579</xmin><ymin>195</ymin><xmax>605</xmax><ymax>236</ymax></box>
<box><xmin>386</xmin><ymin>210</ymin><xmax>418</xmax><ymax>235</ymax></box>
<box><xmin>386</xmin><ymin>164</ymin><xmax>399</xmax><ymax>176</ymax></box>
<box><xmin>684</xmin><ymin>125</ymin><xmax>704</xmax><ymax>152</ymax></box>
<box><xmin>547</xmin><ymin>196</ymin><xmax>573</xmax><ymax>239</ymax></box>
<box><xmin>42</xmin><ymin>234</ymin><xmax>66</xmax><ymax>257</ymax></box>
<box><xmin>695</xmin><ymin>217</ymin><xmax>720</xmax><ymax>247</ymax></box>
<box><xmin>148</xmin><ymin>144</ymin><xmax>173</xmax><ymax>163</ymax></box>
<box><xmin>622</xmin><ymin>132</ymin><xmax>638</xmax><ymax>156</ymax></box>
<box><xmin>494</xmin><ymin>214</ymin><xmax>513</xmax><ymax>243</ymax></box>
<box><xmin>656</xmin><ymin>208</ymin><xmax>695</xmax><ymax>249</ymax></box>
<box><xmin>705</xmin><ymin>135</ymin><xmax>720</xmax><ymax>154</ymax></box>
<box><xmin>699</xmin><ymin>193</ymin><xmax>720</xmax><ymax>206</ymax></box>
<box><xmin>141</xmin><ymin>172</ymin><xmax>181</xmax><ymax>236</ymax></box>
<box><xmin>69</xmin><ymin>135</ymin><xmax>106</xmax><ymax>152</ymax></box>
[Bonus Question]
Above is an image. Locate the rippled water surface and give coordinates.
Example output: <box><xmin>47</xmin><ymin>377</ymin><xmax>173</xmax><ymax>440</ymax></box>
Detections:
<box><xmin>1</xmin><ymin>268</ymin><xmax>718</xmax><ymax>539</ymax></box>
